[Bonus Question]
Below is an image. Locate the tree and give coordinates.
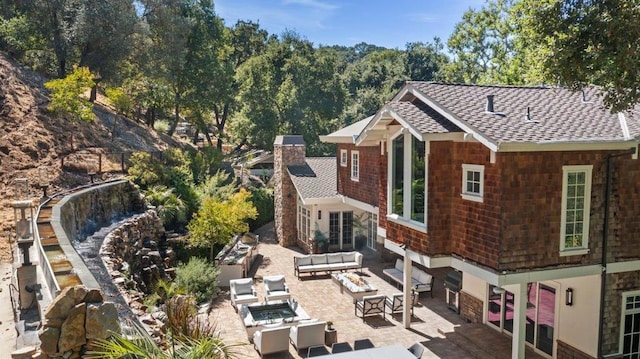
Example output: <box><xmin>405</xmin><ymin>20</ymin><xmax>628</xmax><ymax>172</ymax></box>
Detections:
<box><xmin>514</xmin><ymin>0</ymin><xmax>640</xmax><ymax>112</ymax></box>
<box><xmin>1</xmin><ymin>0</ymin><xmax>138</xmax><ymax>79</ymax></box>
<box><xmin>187</xmin><ymin>189</ymin><xmax>257</xmax><ymax>260</ymax></box>
<box><xmin>44</xmin><ymin>66</ymin><xmax>95</xmax><ymax>122</ymax></box>
<box><xmin>233</xmin><ymin>32</ymin><xmax>345</xmax><ymax>155</ymax></box>
<box><xmin>445</xmin><ymin>0</ymin><xmax>524</xmax><ymax>84</ymax></box>
<box><xmin>403</xmin><ymin>40</ymin><xmax>448</xmax><ymax>82</ymax></box>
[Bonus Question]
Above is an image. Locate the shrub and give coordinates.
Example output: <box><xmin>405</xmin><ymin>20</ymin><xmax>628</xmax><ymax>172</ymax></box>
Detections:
<box><xmin>248</xmin><ymin>186</ymin><xmax>274</xmax><ymax>231</ymax></box>
<box><xmin>175</xmin><ymin>258</ymin><xmax>219</xmax><ymax>304</ymax></box>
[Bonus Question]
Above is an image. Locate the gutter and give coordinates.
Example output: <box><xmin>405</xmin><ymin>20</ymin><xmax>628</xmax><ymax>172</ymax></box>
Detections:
<box><xmin>598</xmin><ymin>147</ymin><xmax>636</xmax><ymax>358</ymax></box>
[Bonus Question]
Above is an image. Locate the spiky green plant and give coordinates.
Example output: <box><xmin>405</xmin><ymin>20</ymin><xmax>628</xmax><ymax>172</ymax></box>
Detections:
<box><xmin>86</xmin><ymin>319</ymin><xmax>240</xmax><ymax>359</ymax></box>
<box><xmin>143</xmin><ymin>185</ymin><xmax>188</xmax><ymax>229</ymax></box>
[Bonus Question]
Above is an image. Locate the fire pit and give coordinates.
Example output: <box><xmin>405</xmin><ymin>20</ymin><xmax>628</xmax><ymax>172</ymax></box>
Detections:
<box><xmin>238</xmin><ymin>299</ymin><xmax>310</xmax><ymax>340</ymax></box>
<box><xmin>332</xmin><ymin>273</ymin><xmax>378</xmax><ymax>302</ymax></box>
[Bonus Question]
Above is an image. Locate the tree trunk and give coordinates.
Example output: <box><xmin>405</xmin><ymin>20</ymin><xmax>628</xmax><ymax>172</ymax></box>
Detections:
<box><xmin>168</xmin><ymin>101</ymin><xmax>179</xmax><ymax>136</ymax></box>
<box><xmin>215</xmin><ymin>102</ymin><xmax>230</xmax><ymax>151</ymax></box>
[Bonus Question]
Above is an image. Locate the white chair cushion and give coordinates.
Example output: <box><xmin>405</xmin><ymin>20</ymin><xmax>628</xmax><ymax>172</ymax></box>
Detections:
<box><xmin>311</xmin><ymin>254</ymin><xmax>328</xmax><ymax>265</ymax></box>
<box><xmin>326</xmin><ymin>253</ymin><xmax>343</xmax><ymax>264</ymax></box>
<box><xmin>342</xmin><ymin>252</ymin><xmax>356</xmax><ymax>263</ymax></box>
<box><xmin>296</xmin><ymin>256</ymin><xmax>313</xmax><ymax>266</ymax></box>
<box><xmin>234</xmin><ymin>281</ymin><xmax>253</xmax><ymax>295</ymax></box>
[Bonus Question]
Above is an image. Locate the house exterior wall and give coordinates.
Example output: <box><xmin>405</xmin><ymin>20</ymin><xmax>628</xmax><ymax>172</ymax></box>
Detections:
<box><xmin>556</xmin><ymin>275</ymin><xmax>600</xmax><ymax>358</ymax></box>
<box><xmin>460</xmin><ymin>273</ymin><xmax>486</xmax><ymax>324</ymax></box>
<box><xmin>382</xmin><ymin>142</ymin><xmax>639</xmax><ymax>273</ymax></box>
<box><xmin>448</xmin><ymin>142</ymin><xmax>501</xmax><ymax>268</ymax></box>
<box><xmin>337</xmin><ymin>144</ymin><xmax>380</xmax><ymax>207</ymax></box>
<box><xmin>602</xmin><ymin>271</ymin><xmax>640</xmax><ymax>355</ymax></box>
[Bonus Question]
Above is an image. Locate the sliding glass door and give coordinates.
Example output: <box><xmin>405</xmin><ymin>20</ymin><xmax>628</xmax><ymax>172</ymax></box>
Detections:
<box><xmin>487</xmin><ymin>283</ymin><xmax>556</xmax><ymax>357</ymax></box>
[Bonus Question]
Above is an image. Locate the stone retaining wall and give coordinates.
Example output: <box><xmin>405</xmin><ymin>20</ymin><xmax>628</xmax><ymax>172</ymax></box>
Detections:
<box><xmin>100</xmin><ymin>210</ymin><xmax>176</xmax><ymax>309</ymax></box>
<box><xmin>38</xmin><ymin>286</ymin><xmax>119</xmax><ymax>358</ymax></box>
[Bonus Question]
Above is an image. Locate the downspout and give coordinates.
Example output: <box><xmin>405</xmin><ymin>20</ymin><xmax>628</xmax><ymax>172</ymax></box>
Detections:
<box><xmin>597</xmin><ymin>148</ymin><xmax>636</xmax><ymax>358</ymax></box>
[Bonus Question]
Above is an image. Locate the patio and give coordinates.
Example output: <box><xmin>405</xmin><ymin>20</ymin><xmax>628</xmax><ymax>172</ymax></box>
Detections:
<box><xmin>207</xmin><ymin>223</ymin><xmax>545</xmax><ymax>358</ymax></box>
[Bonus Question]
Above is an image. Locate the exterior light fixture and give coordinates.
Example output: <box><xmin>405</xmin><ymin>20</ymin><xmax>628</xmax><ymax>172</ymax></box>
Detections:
<box><xmin>566</xmin><ymin>288</ymin><xmax>574</xmax><ymax>306</ymax></box>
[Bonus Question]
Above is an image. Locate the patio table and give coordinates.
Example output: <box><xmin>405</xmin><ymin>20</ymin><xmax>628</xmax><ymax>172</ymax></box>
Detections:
<box><xmin>312</xmin><ymin>344</ymin><xmax>416</xmax><ymax>358</ymax></box>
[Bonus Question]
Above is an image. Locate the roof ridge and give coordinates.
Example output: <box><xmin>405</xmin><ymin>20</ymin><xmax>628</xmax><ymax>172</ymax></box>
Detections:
<box><xmin>406</xmin><ymin>81</ymin><xmax>557</xmax><ymax>90</ymax></box>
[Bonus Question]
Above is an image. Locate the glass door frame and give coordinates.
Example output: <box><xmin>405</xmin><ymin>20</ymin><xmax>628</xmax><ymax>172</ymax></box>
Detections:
<box><xmin>485</xmin><ymin>282</ymin><xmax>559</xmax><ymax>358</ymax></box>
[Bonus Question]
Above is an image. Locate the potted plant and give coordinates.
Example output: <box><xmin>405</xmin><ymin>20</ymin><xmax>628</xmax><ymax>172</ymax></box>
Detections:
<box><xmin>353</xmin><ymin>212</ymin><xmax>368</xmax><ymax>250</ymax></box>
<box><xmin>313</xmin><ymin>228</ymin><xmax>329</xmax><ymax>253</ymax></box>
<box><xmin>326</xmin><ymin>321</ymin><xmax>334</xmax><ymax>331</ymax></box>
<box><xmin>411</xmin><ymin>286</ymin><xmax>420</xmax><ymax>306</ymax></box>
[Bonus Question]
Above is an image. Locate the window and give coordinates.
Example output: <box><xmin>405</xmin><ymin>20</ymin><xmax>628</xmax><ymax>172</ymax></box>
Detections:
<box><xmin>390</xmin><ymin>134</ymin><xmax>426</xmax><ymax>226</ymax></box>
<box><xmin>342</xmin><ymin>211</ymin><xmax>353</xmax><ymax>246</ymax></box>
<box><xmin>461</xmin><ymin>164</ymin><xmax>484</xmax><ymax>202</ymax></box>
<box><xmin>351</xmin><ymin>151</ymin><xmax>359</xmax><ymax>181</ymax></box>
<box><xmin>412</xmin><ymin>139</ymin><xmax>425</xmax><ymax>222</ymax></box>
<box><xmin>329</xmin><ymin>212</ymin><xmax>340</xmax><ymax>245</ymax></box>
<box><xmin>367</xmin><ymin>213</ymin><xmax>378</xmax><ymax>250</ymax></box>
<box><xmin>560</xmin><ymin>165</ymin><xmax>592</xmax><ymax>254</ymax></box>
<box><xmin>391</xmin><ymin>135</ymin><xmax>404</xmax><ymax>215</ymax></box>
<box><xmin>621</xmin><ymin>291</ymin><xmax>640</xmax><ymax>358</ymax></box>
<box><xmin>340</xmin><ymin>149</ymin><xmax>347</xmax><ymax>167</ymax></box>
<box><xmin>298</xmin><ymin>205</ymin><xmax>311</xmax><ymax>243</ymax></box>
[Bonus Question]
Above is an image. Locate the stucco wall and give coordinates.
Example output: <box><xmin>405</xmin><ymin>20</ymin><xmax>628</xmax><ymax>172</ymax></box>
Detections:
<box><xmin>556</xmin><ymin>275</ymin><xmax>600</xmax><ymax>358</ymax></box>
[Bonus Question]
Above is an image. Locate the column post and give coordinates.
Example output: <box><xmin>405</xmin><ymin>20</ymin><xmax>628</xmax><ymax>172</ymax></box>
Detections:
<box><xmin>512</xmin><ymin>283</ymin><xmax>527</xmax><ymax>359</ymax></box>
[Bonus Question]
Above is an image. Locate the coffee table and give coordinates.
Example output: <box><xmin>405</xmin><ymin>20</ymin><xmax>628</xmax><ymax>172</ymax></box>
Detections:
<box><xmin>332</xmin><ymin>273</ymin><xmax>378</xmax><ymax>302</ymax></box>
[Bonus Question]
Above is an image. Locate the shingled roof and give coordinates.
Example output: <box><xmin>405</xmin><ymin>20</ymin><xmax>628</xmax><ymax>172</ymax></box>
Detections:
<box><xmin>287</xmin><ymin>157</ymin><xmax>338</xmax><ymax>202</ymax></box>
<box><xmin>401</xmin><ymin>82</ymin><xmax>639</xmax><ymax>145</ymax></box>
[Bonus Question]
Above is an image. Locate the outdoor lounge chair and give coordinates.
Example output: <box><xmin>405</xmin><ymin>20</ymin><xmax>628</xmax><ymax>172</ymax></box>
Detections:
<box><xmin>253</xmin><ymin>325</ymin><xmax>291</xmax><ymax>358</ymax></box>
<box><xmin>385</xmin><ymin>293</ymin><xmax>413</xmax><ymax>315</ymax></box>
<box><xmin>354</xmin><ymin>294</ymin><xmax>386</xmax><ymax>321</ymax></box>
<box><xmin>289</xmin><ymin>320</ymin><xmax>327</xmax><ymax>352</ymax></box>
<box><xmin>264</xmin><ymin>274</ymin><xmax>291</xmax><ymax>301</ymax></box>
<box><xmin>229</xmin><ymin>278</ymin><xmax>259</xmax><ymax>308</ymax></box>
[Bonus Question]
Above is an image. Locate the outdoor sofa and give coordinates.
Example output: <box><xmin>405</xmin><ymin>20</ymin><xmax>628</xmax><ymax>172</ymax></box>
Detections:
<box><xmin>293</xmin><ymin>251</ymin><xmax>363</xmax><ymax>278</ymax></box>
<box><xmin>382</xmin><ymin>258</ymin><xmax>434</xmax><ymax>296</ymax></box>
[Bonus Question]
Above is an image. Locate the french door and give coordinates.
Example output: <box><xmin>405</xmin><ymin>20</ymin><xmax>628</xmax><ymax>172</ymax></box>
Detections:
<box><xmin>328</xmin><ymin>211</ymin><xmax>354</xmax><ymax>250</ymax></box>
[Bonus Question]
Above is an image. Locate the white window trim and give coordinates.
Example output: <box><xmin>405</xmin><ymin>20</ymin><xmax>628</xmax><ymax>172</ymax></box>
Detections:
<box><xmin>340</xmin><ymin>149</ymin><xmax>348</xmax><ymax>167</ymax></box>
<box><xmin>461</xmin><ymin>164</ymin><xmax>484</xmax><ymax>203</ymax></box>
<box><xmin>559</xmin><ymin>165</ymin><xmax>592</xmax><ymax>256</ymax></box>
<box><xmin>385</xmin><ymin>130</ymin><xmax>428</xmax><ymax>228</ymax></box>
<box><xmin>351</xmin><ymin>150</ymin><xmax>359</xmax><ymax>181</ymax></box>
<box><xmin>619</xmin><ymin>290</ymin><xmax>640</xmax><ymax>356</ymax></box>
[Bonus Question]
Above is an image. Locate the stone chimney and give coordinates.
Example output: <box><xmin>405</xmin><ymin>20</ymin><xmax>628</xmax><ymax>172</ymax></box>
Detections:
<box><xmin>273</xmin><ymin>135</ymin><xmax>306</xmax><ymax>247</ymax></box>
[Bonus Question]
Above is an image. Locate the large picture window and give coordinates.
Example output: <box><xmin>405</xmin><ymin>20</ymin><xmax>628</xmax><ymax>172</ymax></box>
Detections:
<box><xmin>391</xmin><ymin>135</ymin><xmax>404</xmax><ymax>215</ymax></box>
<box><xmin>390</xmin><ymin>133</ymin><xmax>426</xmax><ymax>226</ymax></box>
<box><xmin>560</xmin><ymin>165</ymin><xmax>592</xmax><ymax>254</ymax></box>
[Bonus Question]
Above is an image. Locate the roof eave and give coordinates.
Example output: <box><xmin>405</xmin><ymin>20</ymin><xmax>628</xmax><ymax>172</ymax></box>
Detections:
<box><xmin>497</xmin><ymin>140</ymin><xmax>640</xmax><ymax>152</ymax></box>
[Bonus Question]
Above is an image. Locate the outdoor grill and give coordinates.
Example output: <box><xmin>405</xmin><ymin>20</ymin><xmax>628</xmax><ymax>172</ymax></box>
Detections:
<box><xmin>444</xmin><ymin>270</ymin><xmax>462</xmax><ymax>313</ymax></box>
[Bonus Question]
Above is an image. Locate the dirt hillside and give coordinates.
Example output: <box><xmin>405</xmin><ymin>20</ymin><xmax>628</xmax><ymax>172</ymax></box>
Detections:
<box><xmin>0</xmin><ymin>51</ymin><xmax>184</xmax><ymax>263</ymax></box>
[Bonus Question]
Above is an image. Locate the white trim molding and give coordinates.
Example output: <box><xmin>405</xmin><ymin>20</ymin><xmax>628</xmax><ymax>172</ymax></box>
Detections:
<box><xmin>559</xmin><ymin>165</ymin><xmax>593</xmax><ymax>254</ymax></box>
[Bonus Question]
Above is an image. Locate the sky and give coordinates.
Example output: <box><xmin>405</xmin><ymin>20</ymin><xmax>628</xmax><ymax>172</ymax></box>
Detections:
<box><xmin>215</xmin><ymin>0</ymin><xmax>487</xmax><ymax>49</ymax></box>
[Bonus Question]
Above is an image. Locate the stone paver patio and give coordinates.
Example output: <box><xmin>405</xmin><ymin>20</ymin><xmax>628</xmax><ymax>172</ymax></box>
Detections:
<box><xmin>208</xmin><ymin>223</ymin><xmax>545</xmax><ymax>359</ymax></box>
